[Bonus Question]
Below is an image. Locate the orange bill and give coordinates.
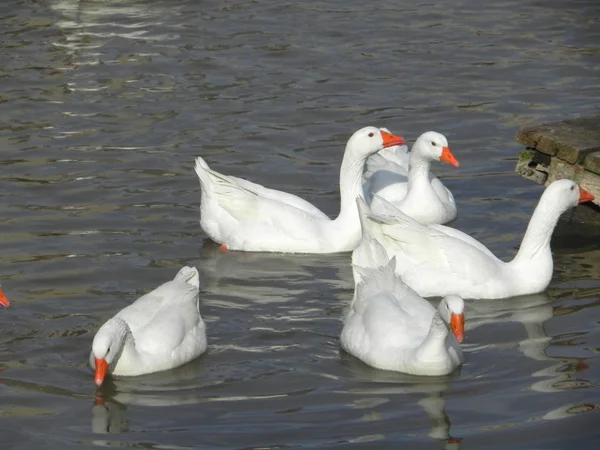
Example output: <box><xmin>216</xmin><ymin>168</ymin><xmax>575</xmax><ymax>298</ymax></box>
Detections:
<box><xmin>450</xmin><ymin>313</ymin><xmax>465</xmax><ymax>343</ymax></box>
<box><xmin>94</xmin><ymin>358</ymin><xmax>109</xmax><ymax>387</ymax></box>
<box><xmin>440</xmin><ymin>146</ymin><xmax>460</xmax><ymax>168</ymax></box>
<box><xmin>0</xmin><ymin>287</ymin><xmax>9</xmax><ymax>308</ymax></box>
<box><xmin>380</xmin><ymin>130</ymin><xmax>405</xmax><ymax>148</ymax></box>
<box><xmin>578</xmin><ymin>187</ymin><xmax>595</xmax><ymax>204</ymax></box>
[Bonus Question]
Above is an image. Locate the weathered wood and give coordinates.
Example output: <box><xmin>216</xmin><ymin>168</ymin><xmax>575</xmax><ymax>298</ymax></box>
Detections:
<box><xmin>515</xmin><ymin>116</ymin><xmax>600</xmax><ymax>208</ymax></box>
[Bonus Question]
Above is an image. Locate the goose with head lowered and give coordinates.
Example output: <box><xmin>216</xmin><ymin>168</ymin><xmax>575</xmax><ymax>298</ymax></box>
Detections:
<box><xmin>194</xmin><ymin>126</ymin><xmax>404</xmax><ymax>253</ymax></box>
<box><xmin>359</xmin><ymin>179</ymin><xmax>595</xmax><ymax>300</ymax></box>
<box><xmin>90</xmin><ymin>266</ymin><xmax>207</xmax><ymax>386</ymax></box>
<box><xmin>341</xmin><ymin>256</ymin><xmax>465</xmax><ymax>376</ymax></box>
<box><xmin>363</xmin><ymin>130</ymin><xmax>460</xmax><ymax>225</ymax></box>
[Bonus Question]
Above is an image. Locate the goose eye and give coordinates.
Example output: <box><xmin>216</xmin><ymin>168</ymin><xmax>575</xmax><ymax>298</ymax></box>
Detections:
<box><xmin>368</xmin><ymin>132</ymin><xmax>374</xmax><ymax>137</ymax></box>
<box><xmin>431</xmin><ymin>141</ymin><xmax>437</xmax><ymax>146</ymax></box>
<box><xmin>570</xmin><ymin>185</ymin><xmax>575</xmax><ymax>191</ymax></box>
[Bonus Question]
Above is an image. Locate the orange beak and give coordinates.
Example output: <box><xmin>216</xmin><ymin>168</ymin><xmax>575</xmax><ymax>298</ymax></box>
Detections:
<box><xmin>440</xmin><ymin>146</ymin><xmax>460</xmax><ymax>168</ymax></box>
<box><xmin>578</xmin><ymin>187</ymin><xmax>595</xmax><ymax>204</ymax></box>
<box><xmin>380</xmin><ymin>130</ymin><xmax>405</xmax><ymax>148</ymax></box>
<box><xmin>94</xmin><ymin>358</ymin><xmax>109</xmax><ymax>387</ymax></box>
<box><xmin>0</xmin><ymin>287</ymin><xmax>9</xmax><ymax>308</ymax></box>
<box><xmin>450</xmin><ymin>313</ymin><xmax>465</xmax><ymax>343</ymax></box>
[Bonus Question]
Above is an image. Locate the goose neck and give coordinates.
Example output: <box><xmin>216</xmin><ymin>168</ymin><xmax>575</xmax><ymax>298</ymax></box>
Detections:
<box><xmin>407</xmin><ymin>152</ymin><xmax>431</xmax><ymax>189</ymax></box>
<box><xmin>337</xmin><ymin>148</ymin><xmax>372</xmax><ymax>221</ymax></box>
<box><xmin>512</xmin><ymin>198</ymin><xmax>562</xmax><ymax>264</ymax></box>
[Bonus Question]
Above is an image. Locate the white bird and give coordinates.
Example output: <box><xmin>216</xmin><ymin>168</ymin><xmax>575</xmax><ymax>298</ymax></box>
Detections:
<box><xmin>359</xmin><ymin>179</ymin><xmax>595</xmax><ymax>300</ymax></box>
<box><xmin>351</xmin><ymin>200</ymin><xmax>393</xmax><ymax>285</ymax></box>
<box><xmin>341</xmin><ymin>257</ymin><xmax>465</xmax><ymax>376</ymax></box>
<box><xmin>194</xmin><ymin>126</ymin><xmax>405</xmax><ymax>253</ymax></box>
<box><xmin>363</xmin><ymin>130</ymin><xmax>459</xmax><ymax>224</ymax></box>
<box><xmin>90</xmin><ymin>266</ymin><xmax>207</xmax><ymax>386</ymax></box>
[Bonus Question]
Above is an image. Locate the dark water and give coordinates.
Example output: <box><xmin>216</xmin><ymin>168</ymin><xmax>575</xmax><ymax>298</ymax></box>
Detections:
<box><xmin>1</xmin><ymin>0</ymin><xmax>600</xmax><ymax>448</ymax></box>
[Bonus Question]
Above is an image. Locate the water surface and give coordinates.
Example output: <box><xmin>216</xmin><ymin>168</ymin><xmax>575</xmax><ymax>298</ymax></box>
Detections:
<box><xmin>1</xmin><ymin>0</ymin><xmax>599</xmax><ymax>448</ymax></box>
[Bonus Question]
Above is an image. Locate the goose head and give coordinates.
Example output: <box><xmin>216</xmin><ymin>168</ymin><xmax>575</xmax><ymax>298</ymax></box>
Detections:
<box><xmin>540</xmin><ymin>179</ymin><xmax>595</xmax><ymax>211</ymax></box>
<box><xmin>412</xmin><ymin>131</ymin><xmax>460</xmax><ymax>167</ymax></box>
<box><xmin>92</xmin><ymin>318</ymin><xmax>130</xmax><ymax>386</ymax></box>
<box><xmin>0</xmin><ymin>284</ymin><xmax>10</xmax><ymax>308</ymax></box>
<box><xmin>346</xmin><ymin>126</ymin><xmax>405</xmax><ymax>158</ymax></box>
<box><xmin>438</xmin><ymin>295</ymin><xmax>465</xmax><ymax>343</ymax></box>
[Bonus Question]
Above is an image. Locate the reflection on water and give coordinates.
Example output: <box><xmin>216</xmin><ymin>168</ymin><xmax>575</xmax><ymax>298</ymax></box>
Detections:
<box><xmin>91</xmin><ymin>357</ymin><xmax>209</xmax><ymax>433</ymax></box>
<box><xmin>1</xmin><ymin>0</ymin><xmax>600</xmax><ymax>448</ymax></box>
<box><xmin>342</xmin><ymin>357</ymin><xmax>463</xmax><ymax>449</ymax></box>
<box><xmin>468</xmin><ymin>292</ymin><xmax>594</xmax><ymax>392</ymax></box>
<box><xmin>92</xmin><ymin>398</ymin><xmax>127</xmax><ymax>434</ymax></box>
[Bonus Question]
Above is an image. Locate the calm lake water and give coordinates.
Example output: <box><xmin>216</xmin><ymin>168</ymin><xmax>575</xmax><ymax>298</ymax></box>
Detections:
<box><xmin>1</xmin><ymin>0</ymin><xmax>599</xmax><ymax>448</ymax></box>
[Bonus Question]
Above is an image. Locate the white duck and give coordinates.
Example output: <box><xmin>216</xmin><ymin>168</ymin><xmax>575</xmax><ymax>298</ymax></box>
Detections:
<box><xmin>194</xmin><ymin>126</ymin><xmax>405</xmax><ymax>253</ymax></box>
<box><xmin>360</xmin><ymin>179</ymin><xmax>595</xmax><ymax>300</ymax></box>
<box><xmin>341</xmin><ymin>258</ymin><xmax>465</xmax><ymax>376</ymax></box>
<box><xmin>90</xmin><ymin>266</ymin><xmax>207</xmax><ymax>386</ymax></box>
<box><xmin>363</xmin><ymin>130</ymin><xmax>460</xmax><ymax>224</ymax></box>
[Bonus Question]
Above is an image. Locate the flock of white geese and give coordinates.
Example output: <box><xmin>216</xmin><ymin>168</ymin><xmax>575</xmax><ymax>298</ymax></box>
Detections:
<box><xmin>6</xmin><ymin>126</ymin><xmax>589</xmax><ymax>385</ymax></box>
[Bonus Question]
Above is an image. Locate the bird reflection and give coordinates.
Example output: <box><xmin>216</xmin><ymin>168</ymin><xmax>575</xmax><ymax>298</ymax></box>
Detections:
<box><xmin>341</xmin><ymin>354</ymin><xmax>463</xmax><ymax>449</ymax></box>
<box><xmin>92</xmin><ymin>390</ymin><xmax>127</xmax><ymax>434</ymax></box>
<box><xmin>466</xmin><ymin>292</ymin><xmax>590</xmax><ymax>393</ymax></box>
<box><xmin>90</xmin><ymin>355</ymin><xmax>208</xmax><ymax>433</ymax></box>
<box><xmin>467</xmin><ymin>292</ymin><xmax>552</xmax><ymax>360</ymax></box>
<box><xmin>198</xmin><ymin>238</ymin><xmax>354</xmax><ymax>307</ymax></box>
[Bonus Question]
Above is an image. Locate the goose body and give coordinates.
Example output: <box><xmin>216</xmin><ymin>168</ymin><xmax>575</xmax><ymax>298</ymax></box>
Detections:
<box><xmin>194</xmin><ymin>127</ymin><xmax>405</xmax><ymax>253</ymax></box>
<box><xmin>360</xmin><ymin>180</ymin><xmax>595</xmax><ymax>300</ymax></box>
<box><xmin>341</xmin><ymin>258</ymin><xmax>465</xmax><ymax>376</ymax></box>
<box><xmin>90</xmin><ymin>266</ymin><xmax>207</xmax><ymax>385</ymax></box>
<box><xmin>363</xmin><ymin>131</ymin><xmax>459</xmax><ymax>225</ymax></box>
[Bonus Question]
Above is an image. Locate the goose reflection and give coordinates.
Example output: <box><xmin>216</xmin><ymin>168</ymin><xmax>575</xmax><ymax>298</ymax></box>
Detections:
<box><xmin>341</xmin><ymin>354</ymin><xmax>462</xmax><ymax>449</ymax></box>
<box><xmin>92</xmin><ymin>394</ymin><xmax>127</xmax><ymax>434</ymax></box>
<box><xmin>466</xmin><ymin>292</ymin><xmax>590</xmax><ymax>393</ymax></box>
<box><xmin>198</xmin><ymin>239</ymin><xmax>354</xmax><ymax>299</ymax></box>
<box><xmin>50</xmin><ymin>0</ymin><xmax>179</xmax><ymax>73</ymax></box>
<box><xmin>91</xmin><ymin>355</ymin><xmax>209</xmax><ymax>433</ymax></box>
<box><xmin>467</xmin><ymin>292</ymin><xmax>552</xmax><ymax>361</ymax></box>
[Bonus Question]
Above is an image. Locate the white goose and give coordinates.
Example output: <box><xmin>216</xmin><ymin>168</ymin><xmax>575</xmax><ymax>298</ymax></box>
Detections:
<box><xmin>194</xmin><ymin>126</ymin><xmax>405</xmax><ymax>253</ymax></box>
<box><xmin>363</xmin><ymin>131</ymin><xmax>459</xmax><ymax>224</ymax></box>
<box><xmin>341</xmin><ymin>258</ymin><xmax>465</xmax><ymax>376</ymax></box>
<box><xmin>90</xmin><ymin>266</ymin><xmax>207</xmax><ymax>386</ymax></box>
<box><xmin>360</xmin><ymin>179</ymin><xmax>595</xmax><ymax>300</ymax></box>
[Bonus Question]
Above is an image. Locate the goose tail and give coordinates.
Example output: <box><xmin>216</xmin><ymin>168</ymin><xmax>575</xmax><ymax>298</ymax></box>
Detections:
<box><xmin>174</xmin><ymin>266</ymin><xmax>200</xmax><ymax>289</ymax></box>
<box><xmin>352</xmin><ymin>257</ymin><xmax>398</xmax><ymax>302</ymax></box>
